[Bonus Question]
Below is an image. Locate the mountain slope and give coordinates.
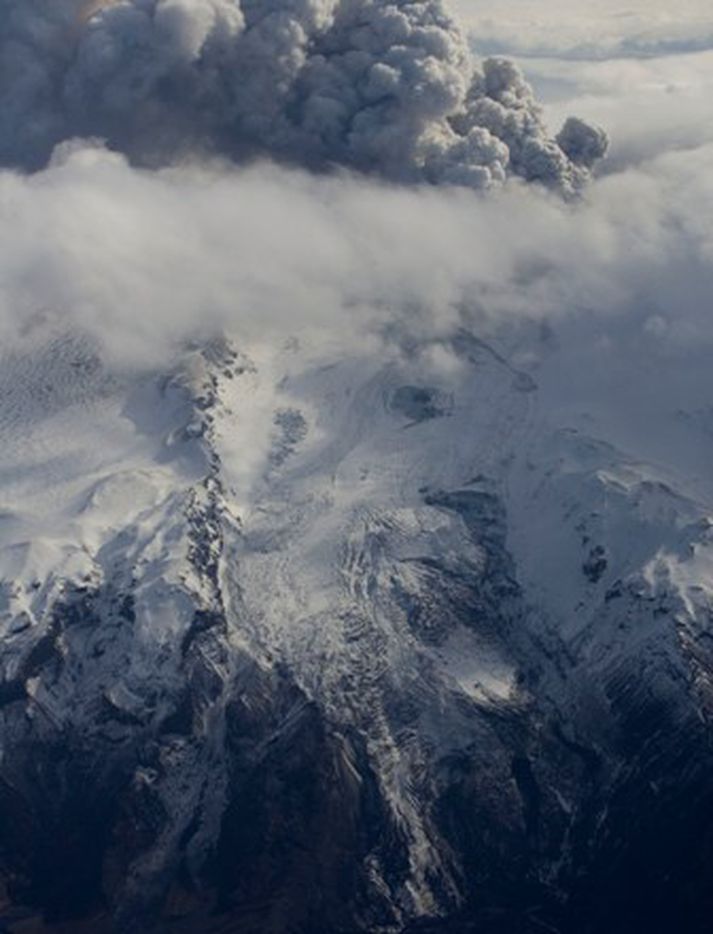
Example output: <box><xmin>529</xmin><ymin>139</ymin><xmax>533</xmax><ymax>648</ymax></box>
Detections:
<box><xmin>0</xmin><ymin>326</ymin><xmax>712</xmax><ymax>932</ymax></box>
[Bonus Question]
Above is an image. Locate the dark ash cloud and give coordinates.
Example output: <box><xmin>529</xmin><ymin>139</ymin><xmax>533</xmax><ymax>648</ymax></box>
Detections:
<box><xmin>0</xmin><ymin>0</ymin><xmax>607</xmax><ymax>192</ymax></box>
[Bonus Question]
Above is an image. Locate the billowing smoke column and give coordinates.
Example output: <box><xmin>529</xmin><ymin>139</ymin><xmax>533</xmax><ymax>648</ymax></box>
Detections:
<box><xmin>0</xmin><ymin>0</ymin><xmax>608</xmax><ymax>192</ymax></box>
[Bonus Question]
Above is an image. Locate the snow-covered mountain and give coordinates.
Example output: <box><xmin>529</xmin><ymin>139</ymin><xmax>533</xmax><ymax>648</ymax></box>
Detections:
<box><xmin>0</xmin><ymin>324</ymin><xmax>712</xmax><ymax>933</ymax></box>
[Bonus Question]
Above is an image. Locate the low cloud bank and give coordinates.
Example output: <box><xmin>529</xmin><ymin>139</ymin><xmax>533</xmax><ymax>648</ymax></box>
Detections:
<box><xmin>0</xmin><ymin>139</ymin><xmax>710</xmax><ymax>371</ymax></box>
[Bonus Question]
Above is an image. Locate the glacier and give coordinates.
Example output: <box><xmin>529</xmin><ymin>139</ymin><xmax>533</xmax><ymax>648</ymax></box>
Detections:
<box><xmin>0</xmin><ymin>321</ymin><xmax>711</xmax><ymax>932</ymax></box>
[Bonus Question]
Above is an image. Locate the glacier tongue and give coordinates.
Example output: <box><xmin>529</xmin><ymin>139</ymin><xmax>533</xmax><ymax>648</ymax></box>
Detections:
<box><xmin>0</xmin><ymin>325</ymin><xmax>712</xmax><ymax>932</ymax></box>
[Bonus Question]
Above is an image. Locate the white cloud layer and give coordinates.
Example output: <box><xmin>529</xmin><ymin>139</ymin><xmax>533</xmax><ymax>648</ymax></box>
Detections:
<box><xmin>0</xmin><ymin>136</ymin><xmax>710</xmax><ymax>371</ymax></box>
<box><xmin>453</xmin><ymin>0</ymin><xmax>713</xmax><ymax>59</ymax></box>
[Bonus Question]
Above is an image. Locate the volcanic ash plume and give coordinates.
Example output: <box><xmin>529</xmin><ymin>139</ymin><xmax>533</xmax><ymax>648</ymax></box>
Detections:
<box><xmin>0</xmin><ymin>0</ymin><xmax>608</xmax><ymax>191</ymax></box>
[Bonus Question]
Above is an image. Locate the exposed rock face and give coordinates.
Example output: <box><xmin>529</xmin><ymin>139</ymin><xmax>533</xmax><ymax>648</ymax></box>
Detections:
<box><xmin>0</xmin><ymin>331</ymin><xmax>711</xmax><ymax>933</ymax></box>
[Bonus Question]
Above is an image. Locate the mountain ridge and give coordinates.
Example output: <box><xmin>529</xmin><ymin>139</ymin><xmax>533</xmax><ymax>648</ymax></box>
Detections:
<box><xmin>0</xmin><ymin>326</ymin><xmax>711</xmax><ymax>932</ymax></box>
